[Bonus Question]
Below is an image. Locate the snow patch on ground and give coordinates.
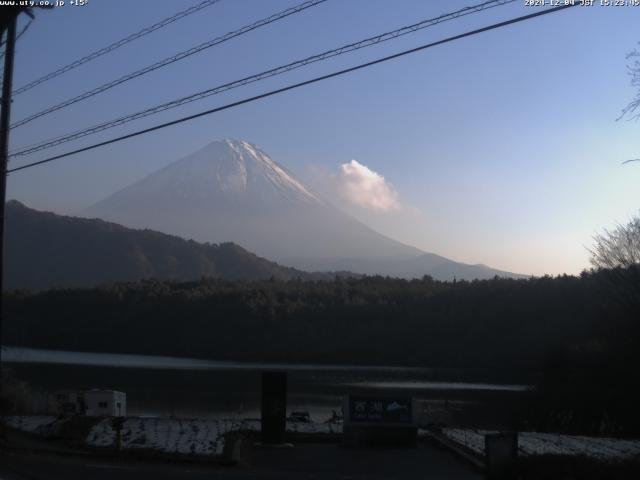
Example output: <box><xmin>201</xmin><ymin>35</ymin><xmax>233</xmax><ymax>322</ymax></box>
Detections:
<box><xmin>3</xmin><ymin>415</ymin><xmax>57</xmax><ymax>434</ymax></box>
<box><xmin>85</xmin><ymin>418</ymin><xmax>235</xmax><ymax>455</ymax></box>
<box><xmin>85</xmin><ymin>417</ymin><xmax>344</xmax><ymax>456</ymax></box>
<box><xmin>435</xmin><ymin>428</ymin><xmax>640</xmax><ymax>461</ymax></box>
<box><xmin>85</xmin><ymin>418</ymin><xmax>116</xmax><ymax>447</ymax></box>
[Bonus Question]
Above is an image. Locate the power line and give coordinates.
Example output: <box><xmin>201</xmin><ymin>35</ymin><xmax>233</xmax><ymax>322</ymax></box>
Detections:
<box><xmin>0</xmin><ymin>18</ymin><xmax>32</xmax><ymax>52</ymax></box>
<box><xmin>11</xmin><ymin>0</ymin><xmax>515</xmax><ymax>156</ymax></box>
<box><xmin>10</xmin><ymin>0</ymin><xmax>328</xmax><ymax>130</ymax></box>
<box><xmin>7</xmin><ymin>4</ymin><xmax>576</xmax><ymax>175</ymax></box>
<box><xmin>12</xmin><ymin>0</ymin><xmax>223</xmax><ymax>97</ymax></box>
<box><xmin>0</xmin><ymin>19</ymin><xmax>32</xmax><ymax>67</ymax></box>
<box><xmin>16</xmin><ymin>19</ymin><xmax>32</xmax><ymax>42</ymax></box>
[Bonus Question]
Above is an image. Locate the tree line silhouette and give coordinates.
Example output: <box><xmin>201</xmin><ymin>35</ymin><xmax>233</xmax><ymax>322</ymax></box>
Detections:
<box><xmin>4</xmin><ymin>265</ymin><xmax>639</xmax><ymax>433</ymax></box>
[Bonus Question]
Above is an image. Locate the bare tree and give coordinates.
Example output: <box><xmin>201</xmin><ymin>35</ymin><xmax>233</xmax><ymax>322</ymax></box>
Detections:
<box><xmin>589</xmin><ymin>213</ymin><xmax>640</xmax><ymax>269</ymax></box>
<box><xmin>588</xmin><ymin>214</ymin><xmax>640</xmax><ymax>316</ymax></box>
<box><xmin>619</xmin><ymin>43</ymin><xmax>640</xmax><ymax>121</ymax></box>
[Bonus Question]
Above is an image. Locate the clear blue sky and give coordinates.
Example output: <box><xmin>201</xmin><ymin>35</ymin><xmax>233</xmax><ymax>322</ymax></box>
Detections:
<box><xmin>6</xmin><ymin>0</ymin><xmax>640</xmax><ymax>275</ymax></box>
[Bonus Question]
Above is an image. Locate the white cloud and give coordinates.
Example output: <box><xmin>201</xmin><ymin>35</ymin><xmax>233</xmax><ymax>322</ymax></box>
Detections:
<box><xmin>337</xmin><ymin>159</ymin><xmax>402</xmax><ymax>212</ymax></box>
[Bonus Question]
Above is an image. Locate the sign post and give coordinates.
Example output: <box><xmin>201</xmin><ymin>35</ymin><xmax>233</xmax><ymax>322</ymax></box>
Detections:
<box><xmin>260</xmin><ymin>371</ymin><xmax>287</xmax><ymax>445</ymax></box>
<box><xmin>485</xmin><ymin>432</ymin><xmax>518</xmax><ymax>479</ymax></box>
<box><xmin>343</xmin><ymin>394</ymin><xmax>417</xmax><ymax>447</ymax></box>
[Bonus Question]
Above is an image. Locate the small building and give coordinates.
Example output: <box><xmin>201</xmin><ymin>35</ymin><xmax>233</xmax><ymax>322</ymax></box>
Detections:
<box><xmin>50</xmin><ymin>390</ymin><xmax>85</xmax><ymax>416</ymax></box>
<box><xmin>84</xmin><ymin>389</ymin><xmax>126</xmax><ymax>417</ymax></box>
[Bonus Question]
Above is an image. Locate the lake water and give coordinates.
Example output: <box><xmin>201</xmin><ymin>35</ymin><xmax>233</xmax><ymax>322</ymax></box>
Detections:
<box><xmin>2</xmin><ymin>346</ymin><xmax>531</xmax><ymax>425</ymax></box>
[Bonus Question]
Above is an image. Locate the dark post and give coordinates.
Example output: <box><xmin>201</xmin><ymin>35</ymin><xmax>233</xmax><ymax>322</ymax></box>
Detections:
<box><xmin>0</xmin><ymin>12</ymin><xmax>18</xmax><ymax>413</ymax></box>
<box><xmin>485</xmin><ymin>432</ymin><xmax>518</xmax><ymax>479</ymax></box>
<box><xmin>261</xmin><ymin>371</ymin><xmax>287</xmax><ymax>444</ymax></box>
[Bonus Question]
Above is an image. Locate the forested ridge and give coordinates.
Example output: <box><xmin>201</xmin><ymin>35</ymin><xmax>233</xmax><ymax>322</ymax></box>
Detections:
<box><xmin>3</xmin><ymin>200</ymin><xmax>334</xmax><ymax>289</ymax></box>
<box><xmin>1</xmin><ymin>271</ymin><xmax>621</xmax><ymax>370</ymax></box>
<box><xmin>4</xmin><ymin>265</ymin><xmax>640</xmax><ymax>433</ymax></box>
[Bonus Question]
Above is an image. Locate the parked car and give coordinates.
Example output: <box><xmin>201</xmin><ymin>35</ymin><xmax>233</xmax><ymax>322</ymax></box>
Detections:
<box><xmin>288</xmin><ymin>411</ymin><xmax>311</xmax><ymax>423</ymax></box>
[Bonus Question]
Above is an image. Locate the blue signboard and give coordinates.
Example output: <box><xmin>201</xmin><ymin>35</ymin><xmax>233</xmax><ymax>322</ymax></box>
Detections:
<box><xmin>348</xmin><ymin>396</ymin><xmax>412</xmax><ymax>424</ymax></box>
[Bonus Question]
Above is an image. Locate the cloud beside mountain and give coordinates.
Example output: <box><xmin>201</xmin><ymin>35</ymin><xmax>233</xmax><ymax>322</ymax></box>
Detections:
<box><xmin>338</xmin><ymin>159</ymin><xmax>402</xmax><ymax>213</ymax></box>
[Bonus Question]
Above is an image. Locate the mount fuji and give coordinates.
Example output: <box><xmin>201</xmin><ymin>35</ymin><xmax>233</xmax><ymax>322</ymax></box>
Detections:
<box><xmin>85</xmin><ymin>139</ymin><xmax>521</xmax><ymax>280</ymax></box>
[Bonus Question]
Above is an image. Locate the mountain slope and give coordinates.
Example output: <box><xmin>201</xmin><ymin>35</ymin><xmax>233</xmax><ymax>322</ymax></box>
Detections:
<box><xmin>85</xmin><ymin>139</ymin><xmax>423</xmax><ymax>262</ymax></box>
<box><xmin>84</xmin><ymin>138</ymin><xmax>523</xmax><ymax>280</ymax></box>
<box><xmin>292</xmin><ymin>253</ymin><xmax>524</xmax><ymax>281</ymax></box>
<box><xmin>4</xmin><ymin>201</ymin><xmax>328</xmax><ymax>290</ymax></box>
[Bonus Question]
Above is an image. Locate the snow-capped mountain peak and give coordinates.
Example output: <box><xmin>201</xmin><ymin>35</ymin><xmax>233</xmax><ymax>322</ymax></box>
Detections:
<box><xmin>96</xmin><ymin>139</ymin><xmax>323</xmax><ymax>209</ymax></box>
<box><xmin>216</xmin><ymin>139</ymin><xmax>322</xmax><ymax>205</ymax></box>
<box><xmin>84</xmin><ymin>138</ymin><xmax>521</xmax><ymax>280</ymax></box>
<box><xmin>85</xmin><ymin>138</ymin><xmax>421</xmax><ymax>262</ymax></box>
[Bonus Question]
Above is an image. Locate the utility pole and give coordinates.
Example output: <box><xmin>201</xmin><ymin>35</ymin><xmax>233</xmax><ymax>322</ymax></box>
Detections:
<box><xmin>0</xmin><ymin>11</ymin><xmax>17</xmax><ymax>415</ymax></box>
<box><xmin>0</xmin><ymin>6</ymin><xmax>31</xmax><ymax>415</ymax></box>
